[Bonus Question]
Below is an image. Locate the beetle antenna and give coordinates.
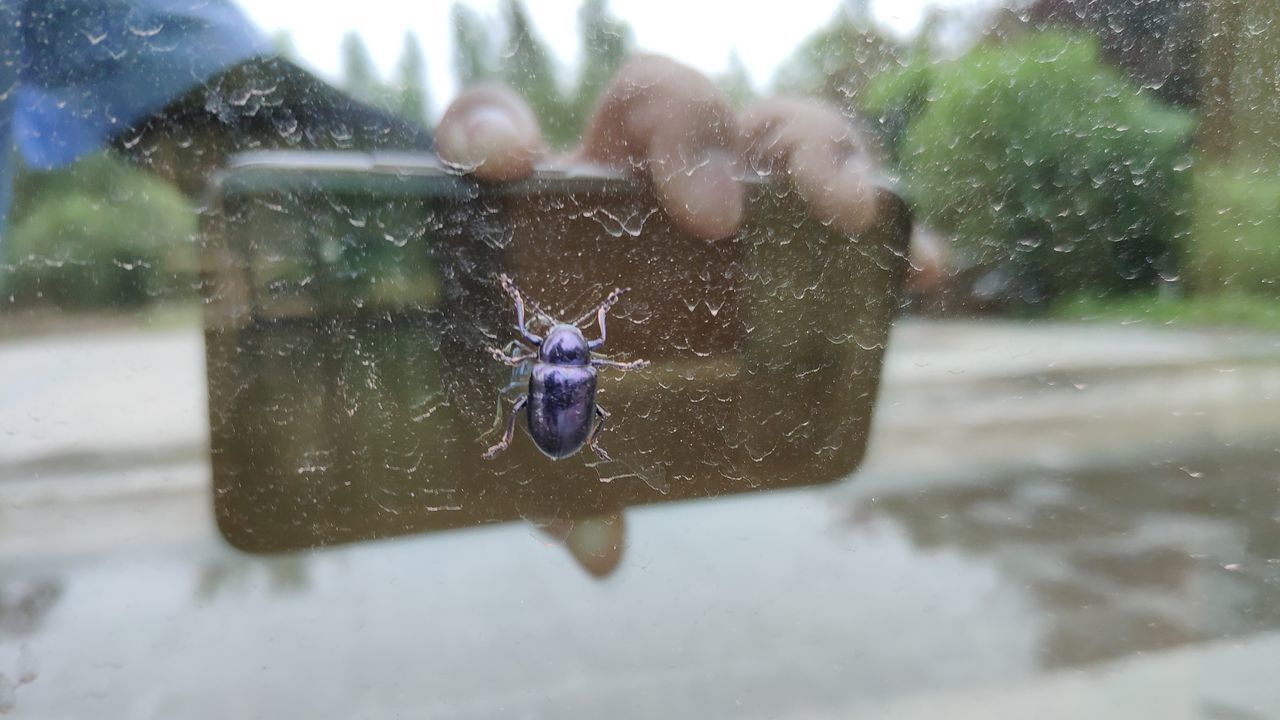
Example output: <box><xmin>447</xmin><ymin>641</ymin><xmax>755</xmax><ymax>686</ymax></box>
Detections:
<box><xmin>572</xmin><ymin>286</ymin><xmax>630</xmax><ymax>328</ymax></box>
<box><xmin>524</xmin><ymin>297</ymin><xmax>558</xmax><ymax>328</ymax></box>
<box><xmin>500</xmin><ymin>273</ymin><xmax>557</xmax><ymax>327</ymax></box>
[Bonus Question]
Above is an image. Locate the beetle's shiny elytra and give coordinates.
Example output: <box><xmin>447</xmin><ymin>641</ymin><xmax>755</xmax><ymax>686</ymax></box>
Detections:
<box><xmin>483</xmin><ymin>274</ymin><xmax>648</xmax><ymax>461</ymax></box>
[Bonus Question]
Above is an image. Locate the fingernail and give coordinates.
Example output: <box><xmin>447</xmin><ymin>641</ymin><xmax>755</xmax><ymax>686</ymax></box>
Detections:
<box><xmin>437</xmin><ymin>104</ymin><xmax>524</xmax><ymax>172</ymax></box>
<box><xmin>465</xmin><ymin>106</ymin><xmax>521</xmax><ymax>161</ymax></box>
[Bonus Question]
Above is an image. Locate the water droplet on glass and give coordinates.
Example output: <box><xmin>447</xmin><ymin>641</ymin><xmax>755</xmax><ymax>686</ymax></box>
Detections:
<box><xmin>124</xmin><ymin>21</ymin><xmax>163</xmax><ymax>39</ymax></box>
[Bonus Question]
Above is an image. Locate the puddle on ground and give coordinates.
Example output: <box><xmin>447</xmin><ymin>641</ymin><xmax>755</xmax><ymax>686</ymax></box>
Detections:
<box><xmin>849</xmin><ymin>443</ymin><xmax>1280</xmax><ymax>669</ymax></box>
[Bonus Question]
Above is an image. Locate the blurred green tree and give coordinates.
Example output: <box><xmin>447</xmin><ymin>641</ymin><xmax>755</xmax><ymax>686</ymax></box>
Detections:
<box><xmin>773</xmin><ymin>4</ymin><xmax>902</xmax><ymax>116</ymax></box>
<box><xmin>339</xmin><ymin>32</ymin><xmax>401</xmax><ymax>115</ymax></box>
<box><xmin>858</xmin><ymin>51</ymin><xmax>932</xmax><ymax>164</ymax></box>
<box><xmin>1187</xmin><ymin>0</ymin><xmax>1280</xmax><ymax>295</ymax></box>
<box><xmin>498</xmin><ymin>0</ymin><xmax>574</xmax><ymax>147</ymax></box>
<box><xmin>340</xmin><ymin>31</ymin><xmax>431</xmax><ymax>126</ymax></box>
<box><xmin>717</xmin><ymin>51</ymin><xmax>756</xmax><ymax>109</ymax></box>
<box><xmin>340</xmin><ymin>31</ymin><xmax>380</xmax><ymax>101</ymax></box>
<box><xmin>876</xmin><ymin>32</ymin><xmax>1195</xmax><ymax>301</ymax></box>
<box><xmin>451</xmin><ymin>0</ymin><xmax>642</xmax><ymax>147</ymax></box>
<box><xmin>3</xmin><ymin>154</ymin><xmax>197</xmax><ymax>309</ymax></box>
<box><xmin>395</xmin><ymin>32</ymin><xmax>432</xmax><ymax>125</ymax></box>
<box><xmin>571</xmin><ymin>0</ymin><xmax>633</xmax><ymax>126</ymax></box>
<box><xmin>451</xmin><ymin>3</ymin><xmax>495</xmax><ymax>87</ymax></box>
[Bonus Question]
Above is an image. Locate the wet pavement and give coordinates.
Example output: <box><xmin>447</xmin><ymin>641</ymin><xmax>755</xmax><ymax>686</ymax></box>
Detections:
<box><xmin>2</xmin><ymin>319</ymin><xmax>1280</xmax><ymax>718</ymax></box>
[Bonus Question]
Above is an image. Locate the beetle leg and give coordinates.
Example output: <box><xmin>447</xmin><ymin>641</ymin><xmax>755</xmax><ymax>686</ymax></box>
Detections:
<box><xmin>499</xmin><ymin>274</ymin><xmax>544</xmax><ymax>346</ymax></box>
<box><xmin>484</xmin><ymin>394</ymin><xmax>528</xmax><ymax>459</ymax></box>
<box><xmin>591</xmin><ymin>357</ymin><xmax>649</xmax><ymax>371</ymax></box>
<box><xmin>487</xmin><ymin>345</ymin><xmax>536</xmax><ymax>366</ymax></box>
<box><xmin>591</xmin><ymin>353</ymin><xmax>650</xmax><ymax>366</ymax></box>
<box><xmin>573</xmin><ymin>285</ymin><xmax>629</xmax><ymax>327</ymax></box>
<box><xmin>482</xmin><ymin>384</ymin><xmax>521</xmax><ymax>439</ymax></box>
<box><xmin>589</xmin><ymin>405</ymin><xmax>613</xmax><ymax>461</ymax></box>
<box><xmin>523</xmin><ymin>296</ymin><xmax>558</xmax><ymax>329</ymax></box>
<box><xmin>585</xmin><ymin>286</ymin><xmax>629</xmax><ymax>351</ymax></box>
<box><xmin>486</xmin><ymin>343</ymin><xmax>532</xmax><ymax>438</ymax></box>
<box><xmin>499</xmin><ymin>338</ymin><xmax>536</xmax><ymax>358</ymax></box>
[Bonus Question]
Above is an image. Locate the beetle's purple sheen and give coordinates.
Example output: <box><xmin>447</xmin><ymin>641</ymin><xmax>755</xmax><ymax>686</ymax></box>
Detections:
<box><xmin>527</xmin><ymin>324</ymin><xmax>598</xmax><ymax>459</ymax></box>
<box><xmin>486</xmin><ymin>276</ymin><xmax>644</xmax><ymax>461</ymax></box>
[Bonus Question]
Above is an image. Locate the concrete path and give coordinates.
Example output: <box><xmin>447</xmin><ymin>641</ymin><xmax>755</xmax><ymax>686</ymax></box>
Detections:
<box><xmin>1</xmin><ymin>319</ymin><xmax>1278</xmax><ymax>719</ymax></box>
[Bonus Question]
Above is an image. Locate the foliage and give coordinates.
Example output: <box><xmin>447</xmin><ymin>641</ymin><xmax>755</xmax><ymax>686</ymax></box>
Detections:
<box><xmin>1030</xmin><ymin>0</ymin><xmax>1206</xmax><ymax>108</ymax></box>
<box><xmin>340</xmin><ymin>32</ymin><xmax>382</xmax><ymax>102</ymax></box>
<box><xmin>5</xmin><ymin>0</ymin><xmax>759</xmax><ymax>314</ymax></box>
<box><xmin>498</xmin><ymin>0</ymin><xmax>575</xmax><ymax>146</ymax></box>
<box><xmin>571</xmin><ymin>0</ymin><xmax>634</xmax><ymax>122</ymax></box>
<box><xmin>447</xmin><ymin>0</ymin><xmax>752</xmax><ymax>146</ymax></box>
<box><xmin>717</xmin><ymin>51</ymin><xmax>756</xmax><ymax>110</ymax></box>
<box><xmin>339</xmin><ymin>31</ymin><xmax>431</xmax><ymax>125</ymax></box>
<box><xmin>1187</xmin><ymin>162</ymin><xmax>1280</xmax><ymax>295</ymax></box>
<box><xmin>1056</xmin><ymin>289</ymin><xmax>1280</xmax><ymax>332</ymax></box>
<box><xmin>885</xmin><ymin>32</ymin><xmax>1195</xmax><ymax>301</ymax></box>
<box><xmin>859</xmin><ymin>51</ymin><xmax>932</xmax><ymax>164</ymax></box>
<box><xmin>3</xmin><ymin>154</ymin><xmax>197</xmax><ymax>309</ymax></box>
<box><xmin>773</xmin><ymin>6</ymin><xmax>901</xmax><ymax>114</ymax></box>
<box><xmin>1188</xmin><ymin>3</ymin><xmax>1280</xmax><ymax>297</ymax></box>
<box><xmin>449</xmin><ymin>0</ymin><xmax>638</xmax><ymax>148</ymax></box>
<box><xmin>451</xmin><ymin>4</ymin><xmax>495</xmax><ymax>87</ymax></box>
<box><xmin>394</xmin><ymin>32</ymin><xmax>432</xmax><ymax>125</ymax></box>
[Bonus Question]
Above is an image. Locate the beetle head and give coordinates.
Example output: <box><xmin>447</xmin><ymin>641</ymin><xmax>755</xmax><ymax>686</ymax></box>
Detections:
<box><xmin>539</xmin><ymin>324</ymin><xmax>590</xmax><ymax>366</ymax></box>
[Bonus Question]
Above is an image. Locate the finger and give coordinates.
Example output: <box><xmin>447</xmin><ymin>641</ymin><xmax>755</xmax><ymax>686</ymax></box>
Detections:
<box><xmin>436</xmin><ymin>84</ymin><xmax>545</xmax><ymax>181</ymax></box>
<box><xmin>579</xmin><ymin>54</ymin><xmax>744</xmax><ymax>240</ymax></box>
<box><xmin>537</xmin><ymin>513</ymin><xmax>626</xmax><ymax>579</ymax></box>
<box><xmin>908</xmin><ymin>228</ymin><xmax>952</xmax><ymax>294</ymax></box>
<box><xmin>740</xmin><ymin>98</ymin><xmax>880</xmax><ymax>236</ymax></box>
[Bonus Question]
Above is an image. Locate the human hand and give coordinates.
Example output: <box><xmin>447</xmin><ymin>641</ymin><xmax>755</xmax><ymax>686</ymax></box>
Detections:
<box><xmin>435</xmin><ymin>53</ymin><xmax>882</xmax><ymax>241</ymax></box>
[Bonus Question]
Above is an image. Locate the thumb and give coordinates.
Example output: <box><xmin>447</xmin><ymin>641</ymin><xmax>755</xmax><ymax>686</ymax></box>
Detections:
<box><xmin>436</xmin><ymin>84</ymin><xmax>545</xmax><ymax>181</ymax></box>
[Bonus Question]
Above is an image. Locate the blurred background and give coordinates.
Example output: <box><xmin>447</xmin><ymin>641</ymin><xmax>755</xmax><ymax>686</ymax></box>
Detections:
<box><xmin>4</xmin><ymin>1</ymin><xmax>1280</xmax><ymax>718</ymax></box>
<box><xmin>5</xmin><ymin>0</ymin><xmax>1278</xmax><ymax>326</ymax></box>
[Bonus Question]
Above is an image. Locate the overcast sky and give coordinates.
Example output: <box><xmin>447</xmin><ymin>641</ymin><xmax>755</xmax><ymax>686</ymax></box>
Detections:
<box><xmin>238</xmin><ymin>0</ymin><xmax>998</xmax><ymax>119</ymax></box>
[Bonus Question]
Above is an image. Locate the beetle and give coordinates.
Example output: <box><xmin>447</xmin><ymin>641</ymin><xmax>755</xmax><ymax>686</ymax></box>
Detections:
<box><xmin>483</xmin><ymin>273</ymin><xmax>648</xmax><ymax>461</ymax></box>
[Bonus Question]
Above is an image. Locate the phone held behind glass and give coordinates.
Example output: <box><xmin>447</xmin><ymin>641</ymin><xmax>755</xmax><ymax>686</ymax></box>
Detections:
<box><xmin>201</xmin><ymin>151</ymin><xmax>910</xmax><ymax>552</ymax></box>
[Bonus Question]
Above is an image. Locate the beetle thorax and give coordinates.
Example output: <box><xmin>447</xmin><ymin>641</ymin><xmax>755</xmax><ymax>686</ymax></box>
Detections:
<box><xmin>539</xmin><ymin>324</ymin><xmax>590</xmax><ymax>366</ymax></box>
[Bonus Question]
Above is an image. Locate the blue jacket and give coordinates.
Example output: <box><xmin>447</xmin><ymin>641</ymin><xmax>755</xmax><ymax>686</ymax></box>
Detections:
<box><xmin>0</xmin><ymin>0</ymin><xmax>268</xmax><ymax>239</ymax></box>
